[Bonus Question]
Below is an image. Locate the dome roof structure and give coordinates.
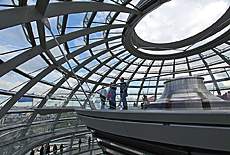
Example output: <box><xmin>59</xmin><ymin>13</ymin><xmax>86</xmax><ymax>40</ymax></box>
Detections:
<box><xmin>0</xmin><ymin>0</ymin><xmax>229</xmax><ymax>154</ymax></box>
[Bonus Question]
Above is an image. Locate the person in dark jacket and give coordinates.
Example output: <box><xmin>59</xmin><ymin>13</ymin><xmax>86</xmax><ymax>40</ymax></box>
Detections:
<box><xmin>120</xmin><ymin>77</ymin><xmax>128</xmax><ymax>110</ymax></box>
<box><xmin>108</xmin><ymin>82</ymin><xmax>117</xmax><ymax>109</ymax></box>
<box><xmin>88</xmin><ymin>136</ymin><xmax>91</xmax><ymax>148</ymax></box>
<box><xmin>53</xmin><ymin>144</ymin><xmax>57</xmax><ymax>154</ymax></box>
<box><xmin>222</xmin><ymin>92</ymin><xmax>228</xmax><ymax>100</ymax></box>
<box><xmin>46</xmin><ymin>143</ymin><xmax>50</xmax><ymax>154</ymax></box>
<box><xmin>40</xmin><ymin>144</ymin><xmax>44</xmax><ymax>155</ymax></box>
<box><xmin>60</xmin><ymin>144</ymin><xmax>64</xmax><ymax>154</ymax></box>
<box><xmin>100</xmin><ymin>86</ymin><xmax>107</xmax><ymax>109</ymax></box>
<box><xmin>78</xmin><ymin>138</ymin><xmax>82</xmax><ymax>150</ymax></box>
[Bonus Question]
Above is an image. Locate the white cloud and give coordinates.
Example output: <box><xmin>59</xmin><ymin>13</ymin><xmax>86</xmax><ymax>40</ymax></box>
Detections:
<box><xmin>0</xmin><ymin>75</ymin><xmax>25</xmax><ymax>91</ymax></box>
<box><xmin>135</xmin><ymin>0</ymin><xmax>230</xmax><ymax>43</ymax></box>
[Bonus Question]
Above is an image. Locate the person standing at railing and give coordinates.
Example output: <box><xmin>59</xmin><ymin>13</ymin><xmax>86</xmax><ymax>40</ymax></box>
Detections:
<box><xmin>53</xmin><ymin>144</ymin><xmax>57</xmax><ymax>154</ymax></box>
<box><xmin>46</xmin><ymin>143</ymin><xmax>50</xmax><ymax>154</ymax></box>
<box><xmin>88</xmin><ymin>136</ymin><xmax>91</xmax><ymax>148</ymax></box>
<box><xmin>60</xmin><ymin>144</ymin><xmax>64</xmax><ymax>154</ymax></box>
<box><xmin>108</xmin><ymin>82</ymin><xmax>117</xmax><ymax>109</ymax></box>
<box><xmin>79</xmin><ymin>138</ymin><xmax>82</xmax><ymax>150</ymax></box>
<box><xmin>100</xmin><ymin>86</ymin><xmax>107</xmax><ymax>109</ymax></box>
<box><xmin>141</xmin><ymin>95</ymin><xmax>149</xmax><ymax>109</ymax></box>
<box><xmin>30</xmin><ymin>149</ymin><xmax>34</xmax><ymax>155</ymax></box>
<box><xmin>40</xmin><ymin>144</ymin><xmax>44</xmax><ymax>155</ymax></box>
<box><xmin>120</xmin><ymin>77</ymin><xmax>128</xmax><ymax>110</ymax></box>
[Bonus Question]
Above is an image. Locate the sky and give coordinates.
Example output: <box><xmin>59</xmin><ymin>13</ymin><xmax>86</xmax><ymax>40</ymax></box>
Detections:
<box><xmin>135</xmin><ymin>0</ymin><xmax>230</xmax><ymax>54</ymax></box>
<box><xmin>0</xmin><ymin>0</ymin><xmax>230</xmax><ymax>106</ymax></box>
<box><xmin>136</xmin><ymin>0</ymin><xmax>230</xmax><ymax>43</ymax></box>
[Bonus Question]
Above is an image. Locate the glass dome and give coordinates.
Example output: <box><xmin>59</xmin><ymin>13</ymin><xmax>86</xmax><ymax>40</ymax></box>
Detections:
<box><xmin>0</xmin><ymin>0</ymin><xmax>230</xmax><ymax>154</ymax></box>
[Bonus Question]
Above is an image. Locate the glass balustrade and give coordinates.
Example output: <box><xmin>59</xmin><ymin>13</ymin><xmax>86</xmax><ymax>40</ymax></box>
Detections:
<box><xmin>87</xmin><ymin>76</ymin><xmax>230</xmax><ymax>111</ymax></box>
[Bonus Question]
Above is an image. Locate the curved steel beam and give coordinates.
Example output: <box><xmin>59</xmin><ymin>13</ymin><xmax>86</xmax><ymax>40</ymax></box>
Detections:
<box><xmin>125</xmin><ymin>30</ymin><xmax>230</xmax><ymax>60</ymax></box>
<box><xmin>25</xmin><ymin>35</ymin><xmax>123</xmax><ymax>124</ymax></box>
<box><xmin>83</xmin><ymin>54</ymin><xmax>132</xmax><ymax>107</ymax></box>
<box><xmin>75</xmin><ymin>50</ymin><xmax>127</xmax><ymax>90</ymax></box>
<box><xmin>154</xmin><ymin>60</ymin><xmax>164</xmax><ymax>101</ymax></box>
<box><xmin>0</xmin><ymin>65</ymin><xmax>56</xmax><ymax>119</ymax></box>
<box><xmin>103</xmin><ymin>0</ymin><xmax>133</xmax><ymax>39</ymax></box>
<box><xmin>0</xmin><ymin>1</ymin><xmax>140</xmax><ymax>30</ymax></box>
<box><xmin>123</xmin><ymin>1</ymin><xmax>230</xmax><ymax>60</ymax></box>
<box><xmin>131</xmin><ymin>7</ymin><xmax>230</xmax><ymax>50</ymax></box>
<box><xmin>35</xmin><ymin>0</ymin><xmax>50</xmax><ymax>16</ymax></box>
<box><xmin>172</xmin><ymin>59</ymin><xmax>175</xmax><ymax>78</ymax></box>
<box><xmin>186</xmin><ymin>57</ymin><xmax>192</xmax><ymax>76</ymax></box>
<box><xmin>136</xmin><ymin>60</ymin><xmax>154</xmax><ymax>105</ymax></box>
<box><xmin>212</xmin><ymin>48</ymin><xmax>230</xmax><ymax>66</ymax></box>
<box><xmin>90</xmin><ymin>54</ymin><xmax>132</xmax><ymax>93</ymax></box>
<box><xmin>0</xmin><ymin>24</ymin><xmax>128</xmax><ymax>77</ymax></box>
<box><xmin>0</xmin><ymin>35</ymin><xmax>123</xmax><ymax>120</ymax></box>
<box><xmin>199</xmin><ymin>54</ymin><xmax>221</xmax><ymax>95</ymax></box>
<box><xmin>58</xmin><ymin>48</ymin><xmax>126</xmax><ymax>110</ymax></box>
<box><xmin>62</xmin><ymin>50</ymin><xmax>126</xmax><ymax>107</ymax></box>
<box><xmin>127</xmin><ymin>59</ymin><xmax>145</xmax><ymax>82</ymax></box>
<box><xmin>114</xmin><ymin>57</ymin><xmax>138</xmax><ymax>83</ymax></box>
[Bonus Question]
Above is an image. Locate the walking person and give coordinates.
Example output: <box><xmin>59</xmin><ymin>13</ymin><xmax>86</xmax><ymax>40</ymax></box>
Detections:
<box><xmin>46</xmin><ymin>143</ymin><xmax>50</xmax><ymax>154</ymax></box>
<box><xmin>78</xmin><ymin>138</ymin><xmax>82</xmax><ymax>151</ymax></box>
<box><xmin>30</xmin><ymin>149</ymin><xmax>34</xmax><ymax>155</ymax></box>
<box><xmin>120</xmin><ymin>77</ymin><xmax>128</xmax><ymax>110</ymax></box>
<box><xmin>40</xmin><ymin>144</ymin><xmax>44</xmax><ymax>155</ymax></box>
<box><xmin>108</xmin><ymin>82</ymin><xmax>117</xmax><ymax>109</ymax></box>
<box><xmin>100</xmin><ymin>86</ymin><xmax>107</xmax><ymax>109</ymax></box>
<box><xmin>53</xmin><ymin>144</ymin><xmax>57</xmax><ymax>154</ymax></box>
<box><xmin>141</xmin><ymin>95</ymin><xmax>150</xmax><ymax>109</ymax></box>
<box><xmin>60</xmin><ymin>144</ymin><xmax>64</xmax><ymax>154</ymax></box>
<box><xmin>88</xmin><ymin>136</ymin><xmax>91</xmax><ymax>148</ymax></box>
